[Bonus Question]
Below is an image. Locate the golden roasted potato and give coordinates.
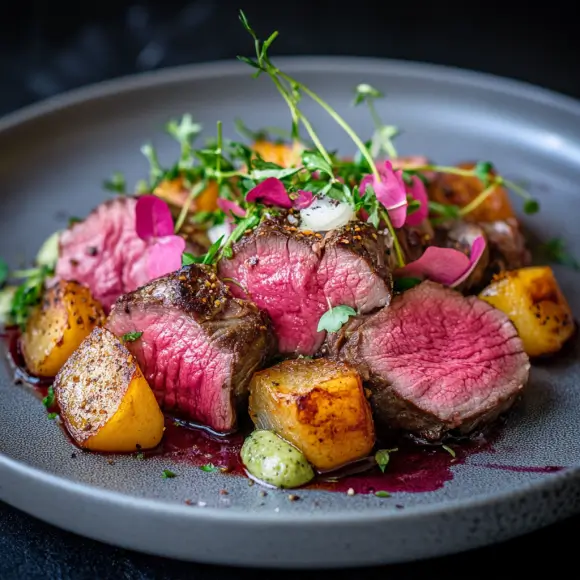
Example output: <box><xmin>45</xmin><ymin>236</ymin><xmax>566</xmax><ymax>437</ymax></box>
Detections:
<box><xmin>20</xmin><ymin>280</ymin><xmax>106</xmax><ymax>377</ymax></box>
<box><xmin>54</xmin><ymin>327</ymin><xmax>164</xmax><ymax>452</ymax></box>
<box><xmin>252</xmin><ymin>139</ymin><xmax>303</xmax><ymax>168</ymax></box>
<box><xmin>479</xmin><ymin>266</ymin><xmax>575</xmax><ymax>357</ymax></box>
<box><xmin>154</xmin><ymin>176</ymin><xmax>219</xmax><ymax>213</ymax></box>
<box><xmin>428</xmin><ymin>161</ymin><xmax>515</xmax><ymax>223</ymax></box>
<box><xmin>249</xmin><ymin>358</ymin><xmax>375</xmax><ymax>471</ymax></box>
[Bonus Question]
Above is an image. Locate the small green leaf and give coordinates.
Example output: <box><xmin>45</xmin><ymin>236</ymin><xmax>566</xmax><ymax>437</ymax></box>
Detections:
<box><xmin>428</xmin><ymin>201</ymin><xmax>461</xmax><ymax>219</ymax></box>
<box><xmin>317</xmin><ymin>305</ymin><xmax>357</xmax><ymax>333</ymax></box>
<box><xmin>474</xmin><ymin>161</ymin><xmax>494</xmax><ymax>185</ymax></box>
<box><xmin>141</xmin><ymin>143</ymin><xmax>164</xmax><ymax>184</ymax></box>
<box><xmin>374</xmin><ymin>490</ymin><xmax>391</xmax><ymax>498</ymax></box>
<box><xmin>524</xmin><ymin>199</ymin><xmax>540</xmax><ymax>214</ymax></box>
<box><xmin>42</xmin><ymin>386</ymin><xmax>55</xmax><ymax>408</ymax></box>
<box><xmin>394</xmin><ymin>277</ymin><xmax>422</xmax><ymax>292</ymax></box>
<box><xmin>0</xmin><ymin>259</ymin><xmax>8</xmax><ymax>286</ymax></box>
<box><xmin>200</xmin><ymin>463</ymin><xmax>219</xmax><ymax>473</ymax></box>
<box><xmin>35</xmin><ymin>230</ymin><xmax>61</xmax><ymax>270</ymax></box>
<box><xmin>202</xmin><ymin>236</ymin><xmax>225</xmax><ymax>265</ymax></box>
<box><xmin>103</xmin><ymin>171</ymin><xmax>126</xmax><ymax>194</ymax></box>
<box><xmin>121</xmin><ymin>331</ymin><xmax>143</xmax><ymax>342</ymax></box>
<box><xmin>237</xmin><ymin>55</ymin><xmax>260</xmax><ymax>69</ymax></box>
<box><xmin>301</xmin><ymin>150</ymin><xmax>334</xmax><ymax>178</ymax></box>
<box><xmin>47</xmin><ymin>412</ymin><xmax>58</xmax><ymax>420</ymax></box>
<box><xmin>135</xmin><ymin>452</ymin><xmax>145</xmax><ymax>460</ymax></box>
<box><xmin>442</xmin><ymin>444</ymin><xmax>456</xmax><ymax>458</ymax></box>
<box><xmin>540</xmin><ymin>238</ymin><xmax>580</xmax><ymax>271</ymax></box>
<box><xmin>182</xmin><ymin>252</ymin><xmax>202</xmax><ymax>266</ymax></box>
<box><xmin>68</xmin><ymin>216</ymin><xmax>82</xmax><ymax>227</ymax></box>
<box><xmin>353</xmin><ymin>83</ymin><xmax>384</xmax><ymax>106</ymax></box>
<box><xmin>162</xmin><ymin>469</ymin><xmax>176</xmax><ymax>479</ymax></box>
<box><xmin>375</xmin><ymin>448</ymin><xmax>398</xmax><ymax>473</ymax></box>
<box><xmin>406</xmin><ymin>198</ymin><xmax>421</xmax><ymax>215</ymax></box>
<box><xmin>234</xmin><ymin>119</ymin><xmax>266</xmax><ymax>142</ymax></box>
<box><xmin>250</xmin><ymin>167</ymin><xmax>302</xmax><ymax>181</ymax></box>
<box><xmin>0</xmin><ymin>286</ymin><xmax>16</xmax><ymax>325</ymax></box>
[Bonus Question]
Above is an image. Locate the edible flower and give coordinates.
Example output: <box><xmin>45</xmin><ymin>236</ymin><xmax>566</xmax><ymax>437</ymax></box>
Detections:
<box><xmin>217</xmin><ymin>198</ymin><xmax>247</xmax><ymax>218</ymax></box>
<box><xmin>404</xmin><ymin>176</ymin><xmax>429</xmax><ymax>227</ymax></box>
<box><xmin>245</xmin><ymin>177</ymin><xmax>314</xmax><ymax>210</ymax></box>
<box><xmin>359</xmin><ymin>161</ymin><xmax>408</xmax><ymax>228</ymax></box>
<box><xmin>135</xmin><ymin>195</ymin><xmax>185</xmax><ymax>281</ymax></box>
<box><xmin>396</xmin><ymin>235</ymin><xmax>486</xmax><ymax>288</ymax></box>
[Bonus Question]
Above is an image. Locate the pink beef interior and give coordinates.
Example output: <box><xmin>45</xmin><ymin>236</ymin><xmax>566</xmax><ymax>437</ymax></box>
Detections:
<box><xmin>360</xmin><ymin>281</ymin><xmax>529</xmax><ymax>424</ymax></box>
<box><xmin>107</xmin><ymin>306</ymin><xmax>235</xmax><ymax>432</ymax></box>
<box><xmin>54</xmin><ymin>198</ymin><xmax>149</xmax><ymax>311</ymax></box>
<box><xmin>219</xmin><ymin>228</ymin><xmax>390</xmax><ymax>355</ymax></box>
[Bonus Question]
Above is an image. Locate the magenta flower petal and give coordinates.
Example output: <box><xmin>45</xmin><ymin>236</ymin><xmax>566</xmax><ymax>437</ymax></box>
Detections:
<box><xmin>293</xmin><ymin>190</ymin><xmax>314</xmax><ymax>209</ymax></box>
<box><xmin>405</xmin><ymin>176</ymin><xmax>429</xmax><ymax>227</ymax></box>
<box><xmin>359</xmin><ymin>161</ymin><xmax>408</xmax><ymax>228</ymax></box>
<box><xmin>396</xmin><ymin>235</ymin><xmax>487</xmax><ymax>287</ymax></box>
<box><xmin>136</xmin><ymin>195</ymin><xmax>175</xmax><ymax>241</ymax></box>
<box><xmin>246</xmin><ymin>177</ymin><xmax>292</xmax><ymax>208</ymax></box>
<box><xmin>146</xmin><ymin>235</ymin><xmax>186</xmax><ymax>281</ymax></box>
<box><xmin>217</xmin><ymin>198</ymin><xmax>246</xmax><ymax>217</ymax></box>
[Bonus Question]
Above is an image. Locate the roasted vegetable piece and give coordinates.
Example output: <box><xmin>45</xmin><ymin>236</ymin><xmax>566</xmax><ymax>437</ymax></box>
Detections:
<box><xmin>428</xmin><ymin>162</ymin><xmax>516</xmax><ymax>223</ymax></box>
<box><xmin>241</xmin><ymin>430</ymin><xmax>315</xmax><ymax>488</ymax></box>
<box><xmin>20</xmin><ymin>280</ymin><xmax>106</xmax><ymax>377</ymax></box>
<box><xmin>479</xmin><ymin>266</ymin><xmax>575</xmax><ymax>357</ymax></box>
<box><xmin>249</xmin><ymin>358</ymin><xmax>375</xmax><ymax>471</ymax></box>
<box><xmin>252</xmin><ymin>139</ymin><xmax>303</xmax><ymax>167</ymax></box>
<box><xmin>54</xmin><ymin>327</ymin><xmax>164</xmax><ymax>451</ymax></box>
<box><xmin>154</xmin><ymin>176</ymin><xmax>219</xmax><ymax>213</ymax></box>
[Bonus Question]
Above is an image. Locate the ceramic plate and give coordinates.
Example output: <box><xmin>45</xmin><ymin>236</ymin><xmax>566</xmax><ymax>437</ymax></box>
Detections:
<box><xmin>1</xmin><ymin>58</ymin><xmax>580</xmax><ymax>568</ymax></box>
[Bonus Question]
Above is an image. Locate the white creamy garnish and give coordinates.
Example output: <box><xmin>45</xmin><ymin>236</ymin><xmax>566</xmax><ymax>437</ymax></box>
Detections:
<box><xmin>299</xmin><ymin>197</ymin><xmax>355</xmax><ymax>232</ymax></box>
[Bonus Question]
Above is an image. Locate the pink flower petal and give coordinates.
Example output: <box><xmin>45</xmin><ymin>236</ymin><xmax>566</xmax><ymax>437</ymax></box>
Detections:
<box><xmin>246</xmin><ymin>177</ymin><xmax>292</xmax><ymax>208</ymax></box>
<box><xmin>217</xmin><ymin>198</ymin><xmax>246</xmax><ymax>217</ymax></box>
<box><xmin>146</xmin><ymin>235</ymin><xmax>186</xmax><ymax>281</ymax></box>
<box><xmin>359</xmin><ymin>161</ymin><xmax>408</xmax><ymax>228</ymax></box>
<box><xmin>405</xmin><ymin>176</ymin><xmax>429</xmax><ymax>227</ymax></box>
<box><xmin>136</xmin><ymin>195</ymin><xmax>175</xmax><ymax>241</ymax></box>
<box><xmin>396</xmin><ymin>235</ymin><xmax>486</xmax><ymax>287</ymax></box>
<box><xmin>293</xmin><ymin>190</ymin><xmax>314</xmax><ymax>209</ymax></box>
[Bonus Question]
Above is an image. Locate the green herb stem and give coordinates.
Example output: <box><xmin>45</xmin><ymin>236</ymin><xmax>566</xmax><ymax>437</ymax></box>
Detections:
<box><xmin>458</xmin><ymin>182</ymin><xmax>498</xmax><ymax>216</ymax></box>
<box><xmin>174</xmin><ymin>180</ymin><xmax>209</xmax><ymax>233</ymax></box>
<box><xmin>380</xmin><ymin>208</ymin><xmax>405</xmax><ymax>267</ymax></box>
<box><xmin>410</xmin><ymin>164</ymin><xmax>476</xmax><ymax>177</ymax></box>
<box><xmin>216</xmin><ymin>120</ymin><xmax>223</xmax><ymax>184</ymax></box>
<box><xmin>503</xmin><ymin>178</ymin><xmax>533</xmax><ymax>200</ymax></box>
<box><xmin>278</xmin><ymin>71</ymin><xmax>381</xmax><ymax>182</ymax></box>
<box><xmin>368</xmin><ymin>100</ymin><xmax>397</xmax><ymax>159</ymax></box>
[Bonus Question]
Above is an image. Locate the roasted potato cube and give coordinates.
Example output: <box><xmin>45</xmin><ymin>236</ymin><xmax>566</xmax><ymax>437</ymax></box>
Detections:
<box><xmin>252</xmin><ymin>139</ymin><xmax>303</xmax><ymax>168</ymax></box>
<box><xmin>479</xmin><ymin>266</ymin><xmax>575</xmax><ymax>357</ymax></box>
<box><xmin>54</xmin><ymin>327</ymin><xmax>164</xmax><ymax>451</ymax></box>
<box><xmin>249</xmin><ymin>358</ymin><xmax>375</xmax><ymax>471</ymax></box>
<box><xmin>428</xmin><ymin>161</ymin><xmax>515</xmax><ymax>223</ymax></box>
<box><xmin>154</xmin><ymin>176</ymin><xmax>219</xmax><ymax>213</ymax></box>
<box><xmin>20</xmin><ymin>280</ymin><xmax>106</xmax><ymax>377</ymax></box>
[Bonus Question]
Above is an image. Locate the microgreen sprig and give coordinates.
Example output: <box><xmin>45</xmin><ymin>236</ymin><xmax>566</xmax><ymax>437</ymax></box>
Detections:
<box><xmin>237</xmin><ymin>11</ymin><xmax>406</xmax><ymax>267</ymax></box>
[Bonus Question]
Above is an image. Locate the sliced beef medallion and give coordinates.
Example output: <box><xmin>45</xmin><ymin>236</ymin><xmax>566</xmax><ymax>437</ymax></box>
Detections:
<box><xmin>217</xmin><ymin>217</ymin><xmax>392</xmax><ymax>356</ymax></box>
<box><xmin>54</xmin><ymin>197</ymin><xmax>149</xmax><ymax>311</ymax></box>
<box><xmin>106</xmin><ymin>264</ymin><xmax>272</xmax><ymax>433</ymax></box>
<box><xmin>334</xmin><ymin>281</ymin><xmax>530</xmax><ymax>441</ymax></box>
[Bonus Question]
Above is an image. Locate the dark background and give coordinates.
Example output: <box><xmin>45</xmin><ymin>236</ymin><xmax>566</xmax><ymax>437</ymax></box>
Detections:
<box><xmin>1</xmin><ymin>0</ymin><xmax>579</xmax><ymax>578</ymax></box>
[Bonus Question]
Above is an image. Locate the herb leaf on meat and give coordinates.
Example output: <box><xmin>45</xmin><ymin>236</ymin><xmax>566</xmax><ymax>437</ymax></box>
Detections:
<box><xmin>317</xmin><ymin>304</ymin><xmax>357</xmax><ymax>333</ymax></box>
<box><xmin>121</xmin><ymin>331</ymin><xmax>143</xmax><ymax>342</ymax></box>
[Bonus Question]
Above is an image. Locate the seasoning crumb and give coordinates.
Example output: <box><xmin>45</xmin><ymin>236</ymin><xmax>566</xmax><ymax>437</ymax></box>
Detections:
<box><xmin>107</xmin><ymin>459</ymin><xmax>115</xmax><ymax>466</ymax></box>
<box><xmin>347</xmin><ymin>488</ymin><xmax>355</xmax><ymax>496</ymax></box>
<box><xmin>259</xmin><ymin>490</ymin><xmax>267</xmax><ymax>497</ymax></box>
<box><xmin>197</xmin><ymin>501</ymin><xmax>207</xmax><ymax>507</ymax></box>
<box><xmin>287</xmin><ymin>494</ymin><xmax>299</xmax><ymax>502</ymax></box>
<box><xmin>248</xmin><ymin>480</ymin><xmax>255</xmax><ymax>487</ymax></box>
<box><xmin>71</xmin><ymin>452</ymin><xmax>77</xmax><ymax>459</ymax></box>
<box><xmin>184</xmin><ymin>499</ymin><xmax>193</xmax><ymax>505</ymax></box>
<box><xmin>395</xmin><ymin>504</ymin><xmax>405</xmax><ymax>510</ymax></box>
<box><xmin>220</xmin><ymin>489</ymin><xmax>229</xmax><ymax>496</ymax></box>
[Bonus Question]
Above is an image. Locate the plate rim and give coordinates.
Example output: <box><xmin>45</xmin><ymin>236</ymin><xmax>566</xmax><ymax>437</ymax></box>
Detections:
<box><xmin>1</xmin><ymin>55</ymin><xmax>580</xmax><ymax>527</ymax></box>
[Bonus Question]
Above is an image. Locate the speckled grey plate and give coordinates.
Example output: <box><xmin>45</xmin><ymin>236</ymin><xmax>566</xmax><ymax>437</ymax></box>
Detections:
<box><xmin>1</xmin><ymin>58</ymin><xmax>580</xmax><ymax>568</ymax></box>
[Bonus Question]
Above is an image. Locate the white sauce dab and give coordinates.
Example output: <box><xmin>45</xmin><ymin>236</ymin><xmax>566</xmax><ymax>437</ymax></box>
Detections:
<box><xmin>299</xmin><ymin>197</ymin><xmax>355</xmax><ymax>232</ymax></box>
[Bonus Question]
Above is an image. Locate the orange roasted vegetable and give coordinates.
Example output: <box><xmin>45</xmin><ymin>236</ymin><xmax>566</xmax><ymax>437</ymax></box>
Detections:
<box><xmin>249</xmin><ymin>358</ymin><xmax>375</xmax><ymax>471</ymax></box>
<box><xmin>54</xmin><ymin>327</ymin><xmax>164</xmax><ymax>452</ymax></box>
<box><xmin>154</xmin><ymin>176</ymin><xmax>219</xmax><ymax>213</ymax></box>
<box><xmin>20</xmin><ymin>280</ymin><xmax>106</xmax><ymax>377</ymax></box>
<box><xmin>252</xmin><ymin>139</ymin><xmax>303</xmax><ymax>168</ymax></box>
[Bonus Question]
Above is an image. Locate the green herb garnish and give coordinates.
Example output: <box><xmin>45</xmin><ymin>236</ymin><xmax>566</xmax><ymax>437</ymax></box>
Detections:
<box><xmin>394</xmin><ymin>277</ymin><xmax>422</xmax><ymax>292</ymax></box>
<box><xmin>541</xmin><ymin>238</ymin><xmax>580</xmax><ymax>271</ymax></box>
<box><xmin>135</xmin><ymin>452</ymin><xmax>145</xmax><ymax>460</ymax></box>
<box><xmin>47</xmin><ymin>412</ymin><xmax>58</xmax><ymax>420</ymax></box>
<box><xmin>442</xmin><ymin>444</ymin><xmax>456</xmax><ymax>458</ymax></box>
<box><xmin>121</xmin><ymin>331</ymin><xmax>143</xmax><ymax>342</ymax></box>
<box><xmin>42</xmin><ymin>386</ymin><xmax>55</xmax><ymax>408</ymax></box>
<box><xmin>374</xmin><ymin>490</ymin><xmax>391</xmax><ymax>498</ymax></box>
<box><xmin>162</xmin><ymin>469</ymin><xmax>176</xmax><ymax>479</ymax></box>
<box><xmin>0</xmin><ymin>259</ymin><xmax>8</xmax><ymax>287</ymax></box>
<box><xmin>10</xmin><ymin>266</ymin><xmax>52</xmax><ymax>329</ymax></box>
<box><xmin>200</xmin><ymin>463</ymin><xmax>219</xmax><ymax>473</ymax></box>
<box><xmin>375</xmin><ymin>448</ymin><xmax>398</xmax><ymax>473</ymax></box>
<box><xmin>317</xmin><ymin>304</ymin><xmax>357</xmax><ymax>333</ymax></box>
<box><xmin>103</xmin><ymin>171</ymin><xmax>127</xmax><ymax>194</ymax></box>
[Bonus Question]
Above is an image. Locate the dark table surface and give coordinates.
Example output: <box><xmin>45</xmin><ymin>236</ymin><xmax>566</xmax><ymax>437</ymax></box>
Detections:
<box><xmin>1</xmin><ymin>1</ymin><xmax>579</xmax><ymax>577</ymax></box>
